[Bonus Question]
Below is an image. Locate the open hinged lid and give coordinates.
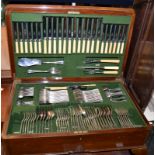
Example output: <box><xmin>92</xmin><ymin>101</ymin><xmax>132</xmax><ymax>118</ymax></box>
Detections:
<box><xmin>5</xmin><ymin>5</ymin><xmax>135</xmax><ymax>80</ymax></box>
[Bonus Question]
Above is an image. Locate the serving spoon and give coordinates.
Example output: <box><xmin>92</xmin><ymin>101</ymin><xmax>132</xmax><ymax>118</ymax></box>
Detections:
<box><xmin>18</xmin><ymin>58</ymin><xmax>64</xmax><ymax>67</ymax></box>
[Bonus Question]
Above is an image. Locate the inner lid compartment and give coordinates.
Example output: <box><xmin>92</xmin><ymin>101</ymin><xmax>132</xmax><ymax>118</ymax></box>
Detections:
<box><xmin>11</xmin><ymin>13</ymin><xmax>131</xmax><ymax>78</ymax></box>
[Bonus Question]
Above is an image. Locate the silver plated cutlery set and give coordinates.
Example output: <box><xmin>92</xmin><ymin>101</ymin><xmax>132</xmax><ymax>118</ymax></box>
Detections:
<box><xmin>20</xmin><ymin>108</ymin><xmax>55</xmax><ymax>134</ymax></box>
<box><xmin>17</xmin><ymin>87</ymin><xmax>34</xmax><ymax>106</ymax></box>
<box><xmin>16</xmin><ymin>84</ymin><xmax>136</xmax><ymax>134</ymax></box>
<box><xmin>18</xmin><ymin>57</ymin><xmax>121</xmax><ymax>76</ymax></box>
<box><xmin>103</xmin><ymin>87</ymin><xmax>127</xmax><ymax>102</ymax></box>
<box><xmin>19</xmin><ymin>106</ymin><xmax>135</xmax><ymax>134</ymax></box>
<box><xmin>18</xmin><ymin>58</ymin><xmax>64</xmax><ymax>79</ymax></box>
<box><xmin>115</xmin><ymin>108</ymin><xmax>134</xmax><ymax>128</ymax></box>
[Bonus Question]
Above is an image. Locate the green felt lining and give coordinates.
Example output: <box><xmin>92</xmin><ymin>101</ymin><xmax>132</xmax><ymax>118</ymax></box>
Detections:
<box><xmin>12</xmin><ymin>13</ymin><xmax>131</xmax><ymax>24</ymax></box>
<box><xmin>7</xmin><ymin>81</ymin><xmax>146</xmax><ymax>134</ymax></box>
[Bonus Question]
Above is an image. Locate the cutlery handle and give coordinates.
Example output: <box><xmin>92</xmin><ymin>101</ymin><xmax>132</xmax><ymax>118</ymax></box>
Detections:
<box><xmin>109</xmin><ymin>92</ymin><xmax>123</xmax><ymax>97</ymax></box>
<box><xmin>43</xmin><ymin>60</ymin><xmax>64</xmax><ymax>64</ymax></box>
<box><xmin>45</xmin><ymin>86</ymin><xmax>67</xmax><ymax>90</ymax></box>
<box><xmin>27</xmin><ymin>70</ymin><xmax>48</xmax><ymax>73</ymax></box>
<box><xmin>103</xmin><ymin>70</ymin><xmax>118</xmax><ymax>74</ymax></box>
<box><xmin>82</xmin><ymin>84</ymin><xmax>96</xmax><ymax>87</ymax></box>
<box><xmin>100</xmin><ymin>59</ymin><xmax>120</xmax><ymax>63</ymax></box>
<box><xmin>104</xmin><ymin>66</ymin><xmax>119</xmax><ymax>70</ymax></box>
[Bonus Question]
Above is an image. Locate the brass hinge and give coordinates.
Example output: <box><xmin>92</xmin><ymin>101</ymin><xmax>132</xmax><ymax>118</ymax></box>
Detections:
<box><xmin>115</xmin><ymin>72</ymin><xmax>125</xmax><ymax>84</ymax></box>
<box><xmin>115</xmin><ymin>77</ymin><xmax>124</xmax><ymax>83</ymax></box>
<box><xmin>14</xmin><ymin>78</ymin><xmax>22</xmax><ymax>84</ymax></box>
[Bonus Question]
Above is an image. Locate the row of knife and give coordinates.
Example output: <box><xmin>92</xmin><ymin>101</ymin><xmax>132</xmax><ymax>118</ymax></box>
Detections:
<box><xmin>13</xmin><ymin>16</ymin><xmax>128</xmax><ymax>54</ymax></box>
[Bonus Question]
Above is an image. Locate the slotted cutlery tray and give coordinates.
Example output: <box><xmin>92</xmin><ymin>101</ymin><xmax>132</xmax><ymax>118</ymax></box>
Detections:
<box><xmin>8</xmin><ymin>81</ymin><xmax>146</xmax><ymax>134</ymax></box>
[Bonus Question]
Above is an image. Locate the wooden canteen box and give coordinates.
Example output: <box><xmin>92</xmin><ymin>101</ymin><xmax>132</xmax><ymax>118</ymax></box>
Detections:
<box><xmin>2</xmin><ymin>5</ymin><xmax>151</xmax><ymax>155</ymax></box>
